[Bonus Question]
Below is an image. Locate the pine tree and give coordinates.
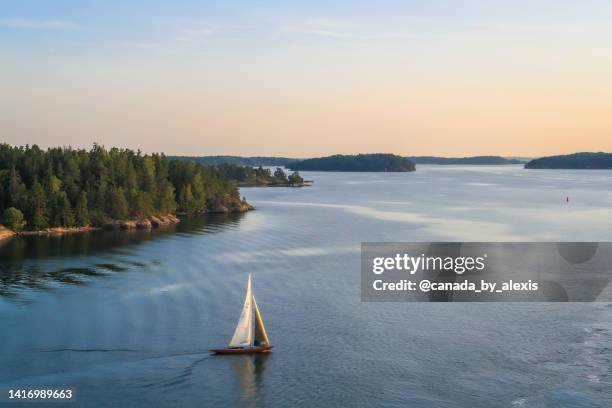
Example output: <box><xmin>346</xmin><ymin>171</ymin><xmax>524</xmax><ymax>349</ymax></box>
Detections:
<box><xmin>57</xmin><ymin>192</ymin><xmax>75</xmax><ymax>227</ymax></box>
<box><xmin>75</xmin><ymin>191</ymin><xmax>89</xmax><ymax>226</ymax></box>
<box><xmin>288</xmin><ymin>171</ymin><xmax>304</xmax><ymax>185</ymax></box>
<box><xmin>29</xmin><ymin>181</ymin><xmax>48</xmax><ymax>230</ymax></box>
<box><xmin>107</xmin><ymin>187</ymin><xmax>129</xmax><ymax>220</ymax></box>
<box><xmin>274</xmin><ymin>167</ymin><xmax>288</xmax><ymax>182</ymax></box>
<box><xmin>157</xmin><ymin>182</ymin><xmax>177</xmax><ymax>214</ymax></box>
<box><xmin>178</xmin><ymin>185</ymin><xmax>196</xmax><ymax>213</ymax></box>
<box><xmin>8</xmin><ymin>165</ymin><xmax>27</xmax><ymax>209</ymax></box>
<box><xmin>133</xmin><ymin>191</ymin><xmax>154</xmax><ymax>218</ymax></box>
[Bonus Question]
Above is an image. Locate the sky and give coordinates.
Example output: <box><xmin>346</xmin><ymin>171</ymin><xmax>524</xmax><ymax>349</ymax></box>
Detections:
<box><xmin>1</xmin><ymin>0</ymin><xmax>612</xmax><ymax>157</ymax></box>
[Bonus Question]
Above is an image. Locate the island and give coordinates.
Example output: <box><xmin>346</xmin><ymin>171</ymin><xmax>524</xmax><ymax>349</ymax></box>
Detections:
<box><xmin>215</xmin><ymin>164</ymin><xmax>309</xmax><ymax>187</ymax></box>
<box><xmin>524</xmin><ymin>152</ymin><xmax>612</xmax><ymax>169</ymax></box>
<box><xmin>0</xmin><ymin>143</ymin><xmax>254</xmax><ymax>238</ymax></box>
<box><xmin>288</xmin><ymin>154</ymin><xmax>416</xmax><ymax>172</ymax></box>
<box><xmin>407</xmin><ymin>156</ymin><xmax>525</xmax><ymax>165</ymax></box>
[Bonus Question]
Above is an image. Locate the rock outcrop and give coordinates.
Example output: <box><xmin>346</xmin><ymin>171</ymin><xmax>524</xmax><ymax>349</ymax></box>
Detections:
<box><xmin>0</xmin><ymin>225</ymin><xmax>15</xmax><ymax>241</ymax></box>
<box><xmin>136</xmin><ymin>219</ymin><xmax>152</xmax><ymax>229</ymax></box>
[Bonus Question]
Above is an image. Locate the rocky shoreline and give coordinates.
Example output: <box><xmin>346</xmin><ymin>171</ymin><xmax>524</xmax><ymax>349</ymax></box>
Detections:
<box><xmin>0</xmin><ymin>226</ymin><xmax>15</xmax><ymax>241</ymax></box>
<box><xmin>0</xmin><ymin>203</ymin><xmax>255</xmax><ymax>241</ymax></box>
<box><xmin>100</xmin><ymin>214</ymin><xmax>181</xmax><ymax>231</ymax></box>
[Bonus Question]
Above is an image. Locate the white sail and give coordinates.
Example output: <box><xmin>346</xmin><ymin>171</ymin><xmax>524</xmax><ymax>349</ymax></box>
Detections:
<box><xmin>229</xmin><ymin>274</ymin><xmax>255</xmax><ymax>347</ymax></box>
<box><xmin>252</xmin><ymin>295</ymin><xmax>270</xmax><ymax>347</ymax></box>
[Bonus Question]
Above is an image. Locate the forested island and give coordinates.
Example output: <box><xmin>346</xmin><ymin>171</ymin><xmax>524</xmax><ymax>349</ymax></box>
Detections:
<box><xmin>408</xmin><ymin>156</ymin><xmax>524</xmax><ymax>165</ymax></box>
<box><xmin>172</xmin><ymin>157</ymin><xmax>308</xmax><ymax>187</ymax></box>
<box><xmin>288</xmin><ymin>154</ymin><xmax>416</xmax><ymax>172</ymax></box>
<box><xmin>215</xmin><ymin>164</ymin><xmax>308</xmax><ymax>187</ymax></box>
<box><xmin>0</xmin><ymin>144</ymin><xmax>253</xmax><ymax>236</ymax></box>
<box><xmin>524</xmin><ymin>153</ymin><xmax>612</xmax><ymax>169</ymax></box>
<box><xmin>172</xmin><ymin>155</ymin><xmax>299</xmax><ymax>167</ymax></box>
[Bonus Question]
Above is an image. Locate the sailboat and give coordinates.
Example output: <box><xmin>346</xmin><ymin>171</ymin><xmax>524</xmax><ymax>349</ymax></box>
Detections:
<box><xmin>210</xmin><ymin>274</ymin><xmax>272</xmax><ymax>354</ymax></box>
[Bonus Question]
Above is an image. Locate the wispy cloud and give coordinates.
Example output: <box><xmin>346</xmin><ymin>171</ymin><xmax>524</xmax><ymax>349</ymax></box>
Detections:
<box><xmin>272</xmin><ymin>16</ymin><xmax>429</xmax><ymax>43</ymax></box>
<box><xmin>268</xmin><ymin>13</ymin><xmax>612</xmax><ymax>45</ymax></box>
<box><xmin>119</xmin><ymin>41</ymin><xmax>164</xmax><ymax>49</ymax></box>
<box><xmin>293</xmin><ymin>28</ymin><xmax>365</xmax><ymax>39</ymax></box>
<box><xmin>115</xmin><ymin>25</ymin><xmax>217</xmax><ymax>52</ymax></box>
<box><xmin>177</xmin><ymin>27</ymin><xmax>216</xmax><ymax>42</ymax></box>
<box><xmin>274</xmin><ymin>17</ymin><xmax>365</xmax><ymax>40</ymax></box>
<box><xmin>0</xmin><ymin>18</ymin><xmax>77</xmax><ymax>30</ymax></box>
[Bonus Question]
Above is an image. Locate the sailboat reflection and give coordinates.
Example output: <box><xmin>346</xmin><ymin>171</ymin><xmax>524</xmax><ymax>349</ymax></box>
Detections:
<box><xmin>230</xmin><ymin>353</ymin><xmax>269</xmax><ymax>401</ymax></box>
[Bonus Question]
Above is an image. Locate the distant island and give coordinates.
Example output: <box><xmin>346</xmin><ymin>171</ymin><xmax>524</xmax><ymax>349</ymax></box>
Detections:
<box><xmin>0</xmin><ymin>144</ymin><xmax>254</xmax><ymax>238</ymax></box>
<box><xmin>288</xmin><ymin>154</ymin><xmax>416</xmax><ymax>172</ymax></box>
<box><xmin>173</xmin><ymin>154</ymin><xmax>526</xmax><ymax>168</ymax></box>
<box><xmin>408</xmin><ymin>156</ymin><xmax>525</xmax><ymax>165</ymax></box>
<box><xmin>172</xmin><ymin>155</ymin><xmax>299</xmax><ymax>167</ymax></box>
<box><xmin>525</xmin><ymin>152</ymin><xmax>612</xmax><ymax>169</ymax></box>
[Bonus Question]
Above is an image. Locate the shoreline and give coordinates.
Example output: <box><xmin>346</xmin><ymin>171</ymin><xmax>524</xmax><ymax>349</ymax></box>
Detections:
<box><xmin>0</xmin><ymin>203</ymin><xmax>255</xmax><ymax>242</ymax></box>
<box><xmin>237</xmin><ymin>181</ymin><xmax>313</xmax><ymax>188</ymax></box>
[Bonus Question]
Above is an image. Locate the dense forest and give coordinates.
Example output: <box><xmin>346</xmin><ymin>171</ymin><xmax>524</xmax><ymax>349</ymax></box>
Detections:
<box><xmin>408</xmin><ymin>156</ymin><xmax>524</xmax><ymax>165</ymax></box>
<box><xmin>172</xmin><ymin>155</ymin><xmax>299</xmax><ymax>167</ymax></box>
<box><xmin>525</xmin><ymin>152</ymin><xmax>612</xmax><ymax>169</ymax></box>
<box><xmin>289</xmin><ymin>154</ymin><xmax>416</xmax><ymax>172</ymax></box>
<box><xmin>0</xmin><ymin>144</ymin><xmax>248</xmax><ymax>231</ymax></box>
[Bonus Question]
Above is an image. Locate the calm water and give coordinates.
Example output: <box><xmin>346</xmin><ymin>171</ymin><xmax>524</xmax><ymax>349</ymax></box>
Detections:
<box><xmin>1</xmin><ymin>165</ymin><xmax>611</xmax><ymax>407</ymax></box>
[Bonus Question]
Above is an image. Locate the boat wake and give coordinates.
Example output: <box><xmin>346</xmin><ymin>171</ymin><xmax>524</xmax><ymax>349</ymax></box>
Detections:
<box><xmin>140</xmin><ymin>355</ymin><xmax>211</xmax><ymax>390</ymax></box>
<box><xmin>39</xmin><ymin>348</ymin><xmax>138</xmax><ymax>353</ymax></box>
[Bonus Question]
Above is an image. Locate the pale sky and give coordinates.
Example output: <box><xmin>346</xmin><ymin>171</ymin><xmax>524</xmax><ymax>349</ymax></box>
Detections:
<box><xmin>1</xmin><ymin>1</ymin><xmax>612</xmax><ymax>157</ymax></box>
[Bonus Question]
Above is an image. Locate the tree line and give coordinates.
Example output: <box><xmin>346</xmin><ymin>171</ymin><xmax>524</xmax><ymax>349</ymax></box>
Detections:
<box><xmin>0</xmin><ymin>144</ymin><xmax>245</xmax><ymax>231</ymax></box>
<box><xmin>524</xmin><ymin>152</ymin><xmax>612</xmax><ymax>169</ymax></box>
<box><xmin>171</xmin><ymin>155</ymin><xmax>299</xmax><ymax>167</ymax></box>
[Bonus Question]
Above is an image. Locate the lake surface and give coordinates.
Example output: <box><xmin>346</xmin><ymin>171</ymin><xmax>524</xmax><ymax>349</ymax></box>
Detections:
<box><xmin>1</xmin><ymin>165</ymin><xmax>611</xmax><ymax>407</ymax></box>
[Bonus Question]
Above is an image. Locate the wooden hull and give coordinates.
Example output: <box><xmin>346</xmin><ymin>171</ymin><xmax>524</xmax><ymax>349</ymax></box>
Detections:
<box><xmin>209</xmin><ymin>346</ymin><xmax>272</xmax><ymax>355</ymax></box>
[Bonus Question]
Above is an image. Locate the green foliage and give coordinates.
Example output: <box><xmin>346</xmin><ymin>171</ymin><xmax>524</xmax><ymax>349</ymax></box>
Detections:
<box><xmin>0</xmin><ymin>143</ymin><xmax>246</xmax><ymax>230</ymax></box>
<box><xmin>3</xmin><ymin>207</ymin><xmax>26</xmax><ymax>231</ymax></box>
<box><xmin>75</xmin><ymin>191</ymin><xmax>89</xmax><ymax>227</ymax></box>
<box><xmin>157</xmin><ymin>182</ymin><xmax>177</xmax><ymax>214</ymax></box>
<box><xmin>29</xmin><ymin>181</ymin><xmax>48</xmax><ymax>229</ymax></box>
<box><xmin>274</xmin><ymin>167</ymin><xmax>288</xmax><ymax>183</ymax></box>
<box><xmin>107</xmin><ymin>187</ymin><xmax>129</xmax><ymax>220</ymax></box>
<box><xmin>55</xmin><ymin>191</ymin><xmax>75</xmax><ymax>227</ymax></box>
<box><xmin>255</xmin><ymin>166</ymin><xmax>272</xmax><ymax>180</ymax></box>
<box><xmin>288</xmin><ymin>171</ymin><xmax>304</xmax><ymax>185</ymax></box>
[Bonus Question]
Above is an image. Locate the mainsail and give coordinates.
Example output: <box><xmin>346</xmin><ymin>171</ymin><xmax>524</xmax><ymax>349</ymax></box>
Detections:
<box><xmin>228</xmin><ymin>274</ymin><xmax>270</xmax><ymax>348</ymax></box>
<box><xmin>229</xmin><ymin>274</ymin><xmax>254</xmax><ymax>347</ymax></box>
